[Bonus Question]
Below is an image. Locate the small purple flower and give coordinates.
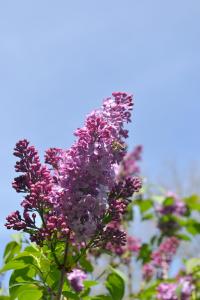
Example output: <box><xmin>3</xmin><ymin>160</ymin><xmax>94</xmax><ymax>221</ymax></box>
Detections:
<box><xmin>67</xmin><ymin>269</ymin><xmax>87</xmax><ymax>292</ymax></box>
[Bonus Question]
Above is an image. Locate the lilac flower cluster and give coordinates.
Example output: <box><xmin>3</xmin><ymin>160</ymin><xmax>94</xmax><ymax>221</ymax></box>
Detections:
<box><xmin>5</xmin><ymin>92</ymin><xmax>142</xmax><ymax>248</ymax></box>
<box><xmin>51</xmin><ymin>92</ymin><xmax>137</xmax><ymax>240</ymax></box>
<box><xmin>67</xmin><ymin>269</ymin><xmax>87</xmax><ymax>292</ymax></box>
<box><xmin>157</xmin><ymin>276</ymin><xmax>194</xmax><ymax>300</ymax></box>
<box><xmin>105</xmin><ymin>222</ymin><xmax>141</xmax><ymax>257</ymax></box>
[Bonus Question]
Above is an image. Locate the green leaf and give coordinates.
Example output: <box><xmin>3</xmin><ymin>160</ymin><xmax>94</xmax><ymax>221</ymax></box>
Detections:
<box><xmin>9</xmin><ymin>267</ymin><xmax>37</xmax><ymax>300</ymax></box>
<box><xmin>83</xmin><ymin>280</ymin><xmax>98</xmax><ymax>288</ymax></box>
<box><xmin>0</xmin><ymin>297</ymin><xmax>11</xmax><ymax>300</ymax></box>
<box><xmin>163</xmin><ymin>197</ymin><xmax>174</xmax><ymax>206</ymax></box>
<box><xmin>105</xmin><ymin>271</ymin><xmax>125</xmax><ymax>300</ymax></box>
<box><xmin>103</xmin><ymin>214</ymin><xmax>112</xmax><ymax>224</ymax></box>
<box><xmin>62</xmin><ymin>291</ymin><xmax>80</xmax><ymax>299</ymax></box>
<box><xmin>79</xmin><ymin>256</ymin><xmax>93</xmax><ymax>272</ymax></box>
<box><xmin>108</xmin><ymin>267</ymin><xmax>127</xmax><ymax>283</ymax></box>
<box><xmin>175</xmin><ymin>234</ymin><xmax>191</xmax><ymax>241</ymax></box>
<box><xmin>184</xmin><ymin>195</ymin><xmax>200</xmax><ymax>211</ymax></box>
<box><xmin>139</xmin><ymin>199</ymin><xmax>153</xmax><ymax>213</ymax></box>
<box><xmin>3</xmin><ymin>241</ymin><xmax>21</xmax><ymax>264</ymax></box>
<box><xmin>186</xmin><ymin>258</ymin><xmax>200</xmax><ymax>274</ymax></box>
<box><xmin>14</xmin><ymin>285</ymin><xmax>42</xmax><ymax>300</ymax></box>
<box><xmin>185</xmin><ymin>219</ymin><xmax>200</xmax><ymax>235</ymax></box>
<box><xmin>90</xmin><ymin>296</ymin><xmax>112</xmax><ymax>300</ymax></box>
<box><xmin>142</xmin><ymin>213</ymin><xmax>154</xmax><ymax>221</ymax></box>
<box><xmin>137</xmin><ymin>244</ymin><xmax>152</xmax><ymax>264</ymax></box>
<box><xmin>1</xmin><ymin>260</ymin><xmax>28</xmax><ymax>273</ymax></box>
<box><xmin>137</xmin><ymin>282</ymin><xmax>158</xmax><ymax>300</ymax></box>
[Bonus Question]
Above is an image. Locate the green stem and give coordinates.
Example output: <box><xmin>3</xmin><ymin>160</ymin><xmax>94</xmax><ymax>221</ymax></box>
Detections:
<box><xmin>56</xmin><ymin>237</ymin><xmax>70</xmax><ymax>300</ymax></box>
<box><xmin>51</xmin><ymin>241</ymin><xmax>61</xmax><ymax>268</ymax></box>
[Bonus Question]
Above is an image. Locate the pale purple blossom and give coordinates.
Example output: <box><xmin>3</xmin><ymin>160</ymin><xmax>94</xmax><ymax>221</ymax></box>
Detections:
<box><xmin>157</xmin><ymin>276</ymin><xmax>194</xmax><ymax>300</ymax></box>
<box><xmin>157</xmin><ymin>282</ymin><xmax>177</xmax><ymax>300</ymax></box>
<box><xmin>67</xmin><ymin>269</ymin><xmax>87</xmax><ymax>292</ymax></box>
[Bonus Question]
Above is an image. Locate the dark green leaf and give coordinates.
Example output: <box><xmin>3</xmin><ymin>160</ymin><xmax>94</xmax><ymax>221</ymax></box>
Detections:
<box><xmin>137</xmin><ymin>244</ymin><xmax>152</xmax><ymax>264</ymax></box>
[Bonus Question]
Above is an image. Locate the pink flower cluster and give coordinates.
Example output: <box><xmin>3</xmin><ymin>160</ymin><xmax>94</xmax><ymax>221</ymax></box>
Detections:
<box><xmin>152</xmin><ymin>237</ymin><xmax>180</xmax><ymax>267</ymax></box>
<box><xmin>157</xmin><ymin>276</ymin><xmax>194</xmax><ymax>300</ymax></box>
<box><xmin>142</xmin><ymin>237</ymin><xmax>180</xmax><ymax>281</ymax></box>
<box><xmin>5</xmin><ymin>92</ymin><xmax>142</xmax><ymax>247</ymax></box>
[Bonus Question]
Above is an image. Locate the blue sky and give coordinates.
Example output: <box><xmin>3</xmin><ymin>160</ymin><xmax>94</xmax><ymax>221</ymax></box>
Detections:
<box><xmin>0</xmin><ymin>1</ymin><xmax>200</xmax><ymax>257</ymax></box>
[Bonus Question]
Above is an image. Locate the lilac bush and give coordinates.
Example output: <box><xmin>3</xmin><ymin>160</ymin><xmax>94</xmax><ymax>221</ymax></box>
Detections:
<box><xmin>1</xmin><ymin>92</ymin><xmax>200</xmax><ymax>300</ymax></box>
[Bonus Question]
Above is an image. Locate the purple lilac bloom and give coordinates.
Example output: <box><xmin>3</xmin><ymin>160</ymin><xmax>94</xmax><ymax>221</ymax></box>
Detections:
<box><xmin>67</xmin><ymin>269</ymin><xmax>87</xmax><ymax>292</ymax></box>
<box><xmin>52</xmin><ymin>92</ymin><xmax>136</xmax><ymax>240</ymax></box>
<box><xmin>5</xmin><ymin>92</ymin><xmax>142</xmax><ymax>246</ymax></box>
<box><xmin>5</xmin><ymin>140</ymin><xmax>62</xmax><ymax>244</ymax></box>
